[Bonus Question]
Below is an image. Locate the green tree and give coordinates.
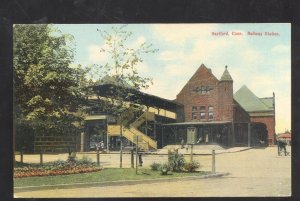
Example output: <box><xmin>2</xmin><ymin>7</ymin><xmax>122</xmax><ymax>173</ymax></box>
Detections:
<box><xmin>94</xmin><ymin>25</ymin><xmax>158</xmax><ymax>168</ymax></box>
<box><xmin>13</xmin><ymin>25</ymin><xmax>89</xmax><ymax>155</ymax></box>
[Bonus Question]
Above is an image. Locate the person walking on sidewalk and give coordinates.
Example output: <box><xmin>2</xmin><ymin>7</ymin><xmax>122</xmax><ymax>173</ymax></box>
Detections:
<box><xmin>278</xmin><ymin>140</ymin><xmax>287</xmax><ymax>156</ymax></box>
<box><xmin>181</xmin><ymin>139</ymin><xmax>185</xmax><ymax>149</ymax></box>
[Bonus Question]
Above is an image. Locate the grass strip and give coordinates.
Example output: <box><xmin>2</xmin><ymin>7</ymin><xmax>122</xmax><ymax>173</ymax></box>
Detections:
<box><xmin>14</xmin><ymin>168</ymin><xmax>209</xmax><ymax>187</ymax></box>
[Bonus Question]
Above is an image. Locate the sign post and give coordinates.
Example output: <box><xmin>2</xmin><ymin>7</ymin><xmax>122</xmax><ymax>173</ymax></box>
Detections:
<box><xmin>106</xmin><ymin>118</ymin><xmax>109</xmax><ymax>152</ymax></box>
<box><xmin>187</xmin><ymin>127</ymin><xmax>197</xmax><ymax>162</ymax></box>
<box><xmin>212</xmin><ymin>149</ymin><xmax>216</xmax><ymax>174</ymax></box>
<box><xmin>135</xmin><ymin>135</ymin><xmax>139</xmax><ymax>175</ymax></box>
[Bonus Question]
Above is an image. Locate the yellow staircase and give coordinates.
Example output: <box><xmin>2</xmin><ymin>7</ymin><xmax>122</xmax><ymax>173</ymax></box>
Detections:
<box><xmin>131</xmin><ymin>111</ymin><xmax>155</xmax><ymax>127</ymax></box>
<box><xmin>107</xmin><ymin>112</ymin><xmax>157</xmax><ymax>151</ymax></box>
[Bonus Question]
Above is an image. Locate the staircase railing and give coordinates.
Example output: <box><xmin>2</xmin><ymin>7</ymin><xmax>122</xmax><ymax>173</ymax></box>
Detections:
<box><xmin>107</xmin><ymin>125</ymin><xmax>150</xmax><ymax>150</ymax></box>
<box><xmin>107</xmin><ymin>111</ymin><xmax>157</xmax><ymax>150</ymax></box>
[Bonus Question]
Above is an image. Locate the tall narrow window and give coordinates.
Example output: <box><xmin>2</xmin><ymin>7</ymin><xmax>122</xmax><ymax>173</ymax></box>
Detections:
<box><xmin>206</xmin><ymin>86</ymin><xmax>211</xmax><ymax>94</ymax></box>
<box><xmin>200</xmin><ymin>106</ymin><xmax>206</xmax><ymax>120</ymax></box>
<box><xmin>208</xmin><ymin>106</ymin><xmax>214</xmax><ymax>120</ymax></box>
<box><xmin>201</xmin><ymin>86</ymin><xmax>206</xmax><ymax>94</ymax></box>
<box><xmin>192</xmin><ymin>106</ymin><xmax>197</xmax><ymax>120</ymax></box>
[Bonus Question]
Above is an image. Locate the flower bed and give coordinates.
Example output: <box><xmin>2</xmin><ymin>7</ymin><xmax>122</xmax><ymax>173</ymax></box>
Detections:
<box><xmin>14</xmin><ymin>156</ymin><xmax>102</xmax><ymax>178</ymax></box>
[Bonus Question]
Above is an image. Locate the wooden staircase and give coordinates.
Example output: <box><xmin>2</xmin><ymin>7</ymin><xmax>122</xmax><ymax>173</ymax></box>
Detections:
<box><xmin>107</xmin><ymin>112</ymin><xmax>157</xmax><ymax>151</ymax></box>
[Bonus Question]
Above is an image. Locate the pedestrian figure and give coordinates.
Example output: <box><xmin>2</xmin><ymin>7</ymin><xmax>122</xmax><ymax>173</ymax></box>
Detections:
<box><xmin>278</xmin><ymin>140</ymin><xmax>287</xmax><ymax>156</ymax></box>
<box><xmin>181</xmin><ymin>139</ymin><xmax>185</xmax><ymax>149</ymax></box>
<box><xmin>197</xmin><ymin>137</ymin><xmax>202</xmax><ymax>144</ymax></box>
<box><xmin>95</xmin><ymin>143</ymin><xmax>100</xmax><ymax>152</ymax></box>
<box><xmin>138</xmin><ymin>154</ymin><xmax>143</xmax><ymax>166</ymax></box>
<box><xmin>100</xmin><ymin>141</ymin><xmax>104</xmax><ymax>150</ymax></box>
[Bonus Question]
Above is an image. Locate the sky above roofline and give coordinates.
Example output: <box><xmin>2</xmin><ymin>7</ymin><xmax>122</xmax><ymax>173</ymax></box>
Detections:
<box><xmin>55</xmin><ymin>23</ymin><xmax>291</xmax><ymax>133</ymax></box>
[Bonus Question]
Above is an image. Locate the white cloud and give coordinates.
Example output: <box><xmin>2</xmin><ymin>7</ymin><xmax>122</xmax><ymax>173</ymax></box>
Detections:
<box><xmin>131</xmin><ymin>36</ymin><xmax>146</xmax><ymax>49</ymax></box>
<box><xmin>152</xmin><ymin>24</ymin><xmax>218</xmax><ymax>45</ymax></box>
<box><xmin>164</xmin><ymin>63</ymin><xmax>198</xmax><ymax>77</ymax></box>
<box><xmin>87</xmin><ymin>36</ymin><xmax>149</xmax><ymax>64</ymax></box>
<box><xmin>143</xmin><ymin>75</ymin><xmax>186</xmax><ymax>100</ymax></box>
<box><xmin>159</xmin><ymin>51</ymin><xmax>184</xmax><ymax>61</ymax></box>
<box><xmin>239</xmin><ymin>48</ymin><xmax>264</xmax><ymax>67</ymax></box>
<box><xmin>87</xmin><ymin>44</ymin><xmax>109</xmax><ymax>63</ymax></box>
<box><xmin>136</xmin><ymin>62</ymin><xmax>150</xmax><ymax>74</ymax></box>
<box><xmin>275</xmin><ymin>95</ymin><xmax>291</xmax><ymax>132</ymax></box>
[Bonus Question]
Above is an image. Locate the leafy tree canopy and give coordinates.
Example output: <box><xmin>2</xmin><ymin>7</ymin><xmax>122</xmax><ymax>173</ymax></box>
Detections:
<box><xmin>13</xmin><ymin>24</ymin><xmax>88</xmax><ymax>129</ymax></box>
<box><xmin>92</xmin><ymin>25</ymin><xmax>158</xmax><ymax>123</ymax></box>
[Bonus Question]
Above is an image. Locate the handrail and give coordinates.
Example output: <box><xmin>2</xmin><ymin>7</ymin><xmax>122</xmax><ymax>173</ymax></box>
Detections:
<box><xmin>129</xmin><ymin>126</ymin><xmax>155</xmax><ymax>144</ymax></box>
<box><xmin>107</xmin><ymin>111</ymin><xmax>158</xmax><ymax>150</ymax></box>
<box><xmin>122</xmin><ymin>125</ymin><xmax>157</xmax><ymax>149</ymax></box>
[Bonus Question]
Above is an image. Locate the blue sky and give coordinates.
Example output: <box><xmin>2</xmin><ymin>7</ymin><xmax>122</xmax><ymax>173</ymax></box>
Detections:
<box><xmin>56</xmin><ymin>24</ymin><xmax>291</xmax><ymax>133</ymax></box>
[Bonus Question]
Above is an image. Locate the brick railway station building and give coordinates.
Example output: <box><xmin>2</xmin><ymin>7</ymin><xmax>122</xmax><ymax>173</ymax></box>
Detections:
<box><xmin>34</xmin><ymin>64</ymin><xmax>275</xmax><ymax>153</ymax></box>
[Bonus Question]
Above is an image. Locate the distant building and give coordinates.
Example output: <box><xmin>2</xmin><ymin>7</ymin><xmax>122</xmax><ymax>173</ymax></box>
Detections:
<box><xmin>277</xmin><ymin>131</ymin><xmax>291</xmax><ymax>145</ymax></box>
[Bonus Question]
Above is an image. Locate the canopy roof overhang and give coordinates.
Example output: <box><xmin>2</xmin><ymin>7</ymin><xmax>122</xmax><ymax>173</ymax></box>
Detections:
<box><xmin>91</xmin><ymin>84</ymin><xmax>182</xmax><ymax>112</ymax></box>
<box><xmin>84</xmin><ymin>115</ymin><xmax>107</xmax><ymax>121</ymax></box>
<box><xmin>163</xmin><ymin>121</ymin><xmax>232</xmax><ymax>126</ymax></box>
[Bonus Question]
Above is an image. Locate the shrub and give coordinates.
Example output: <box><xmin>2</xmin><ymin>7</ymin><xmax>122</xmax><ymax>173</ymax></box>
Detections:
<box><xmin>14</xmin><ymin>158</ymin><xmax>102</xmax><ymax>178</ymax></box>
<box><xmin>184</xmin><ymin>160</ymin><xmax>200</xmax><ymax>172</ymax></box>
<box><xmin>77</xmin><ymin>156</ymin><xmax>95</xmax><ymax>166</ymax></box>
<box><xmin>159</xmin><ymin>163</ymin><xmax>171</xmax><ymax>175</ymax></box>
<box><xmin>150</xmin><ymin>162</ymin><xmax>161</xmax><ymax>171</ymax></box>
<box><xmin>168</xmin><ymin>149</ymin><xmax>185</xmax><ymax>172</ymax></box>
<box><xmin>66</xmin><ymin>152</ymin><xmax>77</xmax><ymax>164</ymax></box>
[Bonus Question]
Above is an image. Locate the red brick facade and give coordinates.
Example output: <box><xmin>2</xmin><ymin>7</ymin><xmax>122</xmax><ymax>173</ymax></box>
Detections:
<box><xmin>250</xmin><ymin>116</ymin><xmax>275</xmax><ymax>144</ymax></box>
<box><xmin>174</xmin><ymin>64</ymin><xmax>274</xmax><ymax>146</ymax></box>
<box><xmin>176</xmin><ymin>64</ymin><xmax>234</xmax><ymax>122</ymax></box>
<box><xmin>233</xmin><ymin>101</ymin><xmax>250</xmax><ymax>123</ymax></box>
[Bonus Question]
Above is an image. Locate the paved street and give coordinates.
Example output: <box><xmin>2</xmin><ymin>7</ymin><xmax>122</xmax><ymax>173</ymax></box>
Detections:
<box><xmin>14</xmin><ymin>146</ymin><xmax>291</xmax><ymax>197</ymax></box>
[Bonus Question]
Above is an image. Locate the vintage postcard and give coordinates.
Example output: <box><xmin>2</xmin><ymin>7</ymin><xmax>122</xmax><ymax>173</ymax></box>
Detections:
<box><xmin>13</xmin><ymin>23</ymin><xmax>291</xmax><ymax>198</ymax></box>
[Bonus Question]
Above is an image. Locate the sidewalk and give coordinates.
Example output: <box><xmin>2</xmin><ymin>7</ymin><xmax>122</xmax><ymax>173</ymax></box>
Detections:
<box><xmin>14</xmin><ymin>145</ymin><xmax>252</xmax><ymax>164</ymax></box>
<box><xmin>155</xmin><ymin>145</ymin><xmax>252</xmax><ymax>155</ymax></box>
<box><xmin>14</xmin><ymin>146</ymin><xmax>291</xmax><ymax>197</ymax></box>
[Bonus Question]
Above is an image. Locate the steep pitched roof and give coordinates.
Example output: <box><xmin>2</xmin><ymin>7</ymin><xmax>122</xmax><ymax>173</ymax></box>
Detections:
<box><xmin>260</xmin><ymin>97</ymin><xmax>274</xmax><ymax>110</ymax></box>
<box><xmin>220</xmin><ymin>66</ymin><xmax>233</xmax><ymax>81</ymax></box>
<box><xmin>233</xmin><ymin>85</ymin><xmax>270</xmax><ymax>112</ymax></box>
<box><xmin>190</xmin><ymin>64</ymin><xmax>219</xmax><ymax>81</ymax></box>
<box><xmin>177</xmin><ymin>64</ymin><xmax>219</xmax><ymax>97</ymax></box>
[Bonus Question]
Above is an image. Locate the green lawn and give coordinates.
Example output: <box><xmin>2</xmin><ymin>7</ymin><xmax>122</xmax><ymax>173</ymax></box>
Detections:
<box><xmin>14</xmin><ymin>168</ymin><xmax>209</xmax><ymax>187</ymax></box>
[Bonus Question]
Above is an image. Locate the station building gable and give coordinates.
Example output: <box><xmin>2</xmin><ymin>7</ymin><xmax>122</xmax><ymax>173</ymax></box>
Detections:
<box><xmin>176</xmin><ymin>64</ymin><xmax>234</xmax><ymax>123</ymax></box>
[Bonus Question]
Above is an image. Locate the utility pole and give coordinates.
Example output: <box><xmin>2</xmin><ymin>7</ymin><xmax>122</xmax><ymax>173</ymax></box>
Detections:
<box><xmin>136</xmin><ymin>136</ymin><xmax>138</xmax><ymax>175</ymax></box>
<box><xmin>212</xmin><ymin>149</ymin><xmax>216</xmax><ymax>174</ymax></box>
<box><xmin>106</xmin><ymin>118</ymin><xmax>109</xmax><ymax>152</ymax></box>
<box><xmin>120</xmin><ymin>124</ymin><xmax>123</xmax><ymax>168</ymax></box>
<box><xmin>190</xmin><ymin>144</ymin><xmax>193</xmax><ymax>162</ymax></box>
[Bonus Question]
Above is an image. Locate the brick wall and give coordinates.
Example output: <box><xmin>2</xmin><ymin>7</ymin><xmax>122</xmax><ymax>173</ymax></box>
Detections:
<box><xmin>250</xmin><ymin>116</ymin><xmax>275</xmax><ymax>144</ymax></box>
<box><xmin>233</xmin><ymin>102</ymin><xmax>250</xmax><ymax>123</ymax></box>
<box><xmin>34</xmin><ymin>132</ymin><xmax>80</xmax><ymax>153</ymax></box>
<box><xmin>218</xmin><ymin>81</ymin><xmax>233</xmax><ymax>121</ymax></box>
<box><xmin>176</xmin><ymin>64</ymin><xmax>234</xmax><ymax>122</ymax></box>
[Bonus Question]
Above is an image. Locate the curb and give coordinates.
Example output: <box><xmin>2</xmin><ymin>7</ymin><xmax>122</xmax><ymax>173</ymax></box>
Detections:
<box><xmin>14</xmin><ymin>172</ymin><xmax>230</xmax><ymax>193</ymax></box>
<box><xmin>150</xmin><ymin>147</ymin><xmax>252</xmax><ymax>156</ymax></box>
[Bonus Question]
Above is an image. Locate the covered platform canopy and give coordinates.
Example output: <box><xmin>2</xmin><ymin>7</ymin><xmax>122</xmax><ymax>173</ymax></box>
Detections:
<box><xmin>163</xmin><ymin>121</ymin><xmax>232</xmax><ymax>126</ymax></box>
<box><xmin>90</xmin><ymin>83</ymin><xmax>182</xmax><ymax>113</ymax></box>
